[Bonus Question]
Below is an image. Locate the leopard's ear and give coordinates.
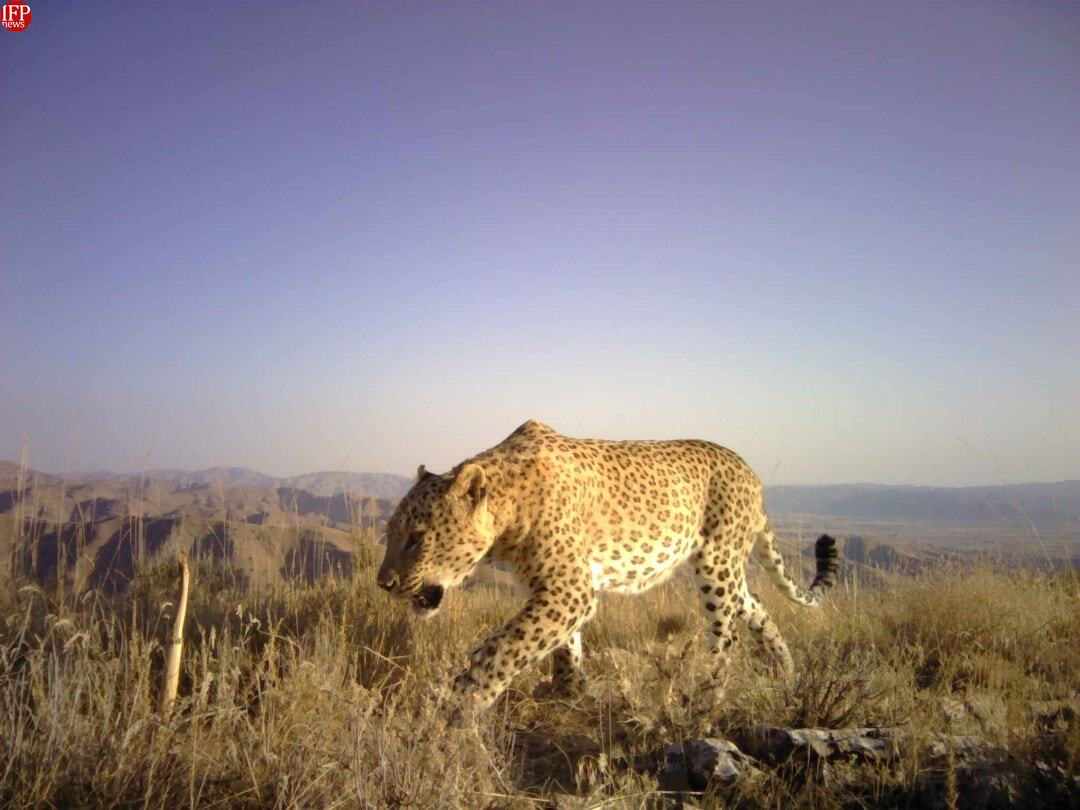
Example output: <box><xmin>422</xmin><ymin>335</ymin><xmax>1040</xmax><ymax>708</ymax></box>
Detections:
<box><xmin>448</xmin><ymin>463</ymin><xmax>486</xmax><ymax>510</ymax></box>
<box><xmin>416</xmin><ymin>464</ymin><xmax>428</xmax><ymax>481</ymax></box>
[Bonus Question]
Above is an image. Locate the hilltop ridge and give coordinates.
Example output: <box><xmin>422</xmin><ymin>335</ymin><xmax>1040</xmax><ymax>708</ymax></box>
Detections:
<box><xmin>12</xmin><ymin>464</ymin><xmax>415</xmax><ymax>501</ymax></box>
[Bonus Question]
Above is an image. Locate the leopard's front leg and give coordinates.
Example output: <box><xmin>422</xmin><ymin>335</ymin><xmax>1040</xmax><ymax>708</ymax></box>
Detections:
<box><xmin>450</xmin><ymin>577</ymin><xmax>597</xmax><ymax>720</ymax></box>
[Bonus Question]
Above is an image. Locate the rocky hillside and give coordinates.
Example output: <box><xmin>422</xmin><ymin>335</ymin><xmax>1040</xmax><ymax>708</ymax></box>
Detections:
<box><xmin>0</xmin><ymin>463</ymin><xmax>401</xmax><ymax>593</ymax></box>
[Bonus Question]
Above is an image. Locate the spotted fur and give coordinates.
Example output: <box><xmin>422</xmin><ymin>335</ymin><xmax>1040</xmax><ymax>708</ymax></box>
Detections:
<box><xmin>377</xmin><ymin>420</ymin><xmax>839</xmax><ymax>719</ymax></box>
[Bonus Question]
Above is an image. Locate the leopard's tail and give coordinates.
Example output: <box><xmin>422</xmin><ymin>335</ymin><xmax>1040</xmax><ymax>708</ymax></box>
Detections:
<box><xmin>754</xmin><ymin>523</ymin><xmax>839</xmax><ymax>607</ymax></box>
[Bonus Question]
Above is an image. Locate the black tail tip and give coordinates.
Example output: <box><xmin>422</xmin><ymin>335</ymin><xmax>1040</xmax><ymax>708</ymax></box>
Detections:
<box><xmin>815</xmin><ymin>534</ymin><xmax>838</xmax><ymax>560</ymax></box>
<box><xmin>812</xmin><ymin>534</ymin><xmax>839</xmax><ymax>591</ymax></box>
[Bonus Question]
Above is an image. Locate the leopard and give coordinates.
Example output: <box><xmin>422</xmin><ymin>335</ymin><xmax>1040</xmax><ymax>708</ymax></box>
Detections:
<box><xmin>377</xmin><ymin>419</ymin><xmax>839</xmax><ymax>720</ymax></box>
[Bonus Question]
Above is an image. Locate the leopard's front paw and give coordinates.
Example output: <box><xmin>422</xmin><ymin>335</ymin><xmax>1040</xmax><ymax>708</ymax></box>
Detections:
<box><xmin>444</xmin><ymin>702</ymin><xmax>473</xmax><ymax>729</ymax></box>
<box><xmin>533</xmin><ymin>674</ymin><xmax>586</xmax><ymax>700</ymax></box>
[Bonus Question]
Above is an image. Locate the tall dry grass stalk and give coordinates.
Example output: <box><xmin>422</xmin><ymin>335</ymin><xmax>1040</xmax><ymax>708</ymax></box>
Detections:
<box><xmin>158</xmin><ymin>551</ymin><xmax>190</xmax><ymax>714</ymax></box>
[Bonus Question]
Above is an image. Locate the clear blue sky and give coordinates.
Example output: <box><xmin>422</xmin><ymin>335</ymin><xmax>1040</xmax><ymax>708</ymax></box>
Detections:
<box><xmin>2</xmin><ymin>1</ymin><xmax>1078</xmax><ymax>485</ymax></box>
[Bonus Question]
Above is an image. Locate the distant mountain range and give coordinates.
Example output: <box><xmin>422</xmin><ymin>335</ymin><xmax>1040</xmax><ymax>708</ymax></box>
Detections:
<box><xmin>6</xmin><ymin>462</ymin><xmax>1078</xmax><ymax>527</ymax></box>
<box><xmin>765</xmin><ymin>482</ymin><xmax>1080</xmax><ymax>528</ymax></box>
<box><xmin>39</xmin><ymin>465</ymin><xmax>415</xmax><ymax>500</ymax></box>
<box><xmin>0</xmin><ymin>461</ymin><xmax>408</xmax><ymax>593</ymax></box>
<box><xmin>1</xmin><ymin>461</ymin><xmax>1076</xmax><ymax>592</ymax></box>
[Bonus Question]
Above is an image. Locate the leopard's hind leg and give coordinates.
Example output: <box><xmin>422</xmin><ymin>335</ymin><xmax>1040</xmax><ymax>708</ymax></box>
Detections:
<box><xmin>737</xmin><ymin>587</ymin><xmax>795</xmax><ymax>678</ymax></box>
<box><xmin>692</xmin><ymin>523</ymin><xmax>751</xmax><ymax>675</ymax></box>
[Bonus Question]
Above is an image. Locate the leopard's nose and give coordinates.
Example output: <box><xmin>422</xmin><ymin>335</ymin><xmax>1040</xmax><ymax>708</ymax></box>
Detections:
<box><xmin>377</xmin><ymin>570</ymin><xmax>398</xmax><ymax>592</ymax></box>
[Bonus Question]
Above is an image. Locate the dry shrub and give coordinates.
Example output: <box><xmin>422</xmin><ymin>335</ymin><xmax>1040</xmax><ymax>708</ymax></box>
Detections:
<box><xmin>785</xmin><ymin>639</ymin><xmax>885</xmax><ymax>728</ymax></box>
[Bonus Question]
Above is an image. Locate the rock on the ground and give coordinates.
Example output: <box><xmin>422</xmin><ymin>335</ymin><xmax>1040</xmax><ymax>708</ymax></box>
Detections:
<box><xmin>941</xmin><ymin>693</ymin><xmax>1009</xmax><ymax>736</ymax></box>
<box><xmin>658</xmin><ymin>725</ymin><xmax>1031</xmax><ymax>804</ymax></box>
<box><xmin>660</xmin><ymin>738</ymin><xmax>763</xmax><ymax>792</ymax></box>
<box><xmin>927</xmin><ymin>733</ymin><xmax>1005</xmax><ymax>765</ymax></box>
<box><xmin>735</xmin><ymin>725</ymin><xmax>905</xmax><ymax>764</ymax></box>
<box><xmin>1027</xmin><ymin>697</ymin><xmax>1078</xmax><ymax>731</ymax></box>
<box><xmin>925</xmin><ymin>733</ymin><xmax>1019</xmax><ymax>805</ymax></box>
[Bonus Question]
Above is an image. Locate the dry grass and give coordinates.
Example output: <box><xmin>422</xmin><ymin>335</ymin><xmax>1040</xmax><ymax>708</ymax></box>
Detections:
<box><xmin>0</xmin><ymin>549</ymin><xmax>1077</xmax><ymax>808</ymax></box>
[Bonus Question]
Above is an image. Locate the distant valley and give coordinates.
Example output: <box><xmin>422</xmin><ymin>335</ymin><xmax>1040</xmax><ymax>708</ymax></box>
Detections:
<box><xmin>765</xmin><ymin>481</ymin><xmax>1080</xmax><ymax>529</ymax></box>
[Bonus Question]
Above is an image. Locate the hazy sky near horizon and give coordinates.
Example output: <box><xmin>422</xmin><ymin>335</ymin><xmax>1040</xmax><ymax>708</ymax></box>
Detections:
<box><xmin>2</xmin><ymin>2</ymin><xmax>1078</xmax><ymax>485</ymax></box>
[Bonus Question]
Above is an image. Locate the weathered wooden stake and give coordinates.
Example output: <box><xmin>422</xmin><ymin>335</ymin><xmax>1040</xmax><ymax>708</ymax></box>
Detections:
<box><xmin>159</xmin><ymin>550</ymin><xmax>190</xmax><ymax>714</ymax></box>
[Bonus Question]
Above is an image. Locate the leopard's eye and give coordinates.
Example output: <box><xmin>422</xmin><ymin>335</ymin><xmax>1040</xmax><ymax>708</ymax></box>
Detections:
<box><xmin>403</xmin><ymin>531</ymin><xmax>424</xmax><ymax>553</ymax></box>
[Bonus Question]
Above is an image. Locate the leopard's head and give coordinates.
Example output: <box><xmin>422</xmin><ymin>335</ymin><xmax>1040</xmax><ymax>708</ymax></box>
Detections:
<box><xmin>376</xmin><ymin>463</ymin><xmax>494</xmax><ymax>617</ymax></box>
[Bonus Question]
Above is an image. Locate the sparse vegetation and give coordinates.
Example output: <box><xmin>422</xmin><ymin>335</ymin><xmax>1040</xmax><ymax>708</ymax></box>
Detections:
<box><xmin>0</xmin><ymin>540</ymin><xmax>1077</xmax><ymax>808</ymax></box>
